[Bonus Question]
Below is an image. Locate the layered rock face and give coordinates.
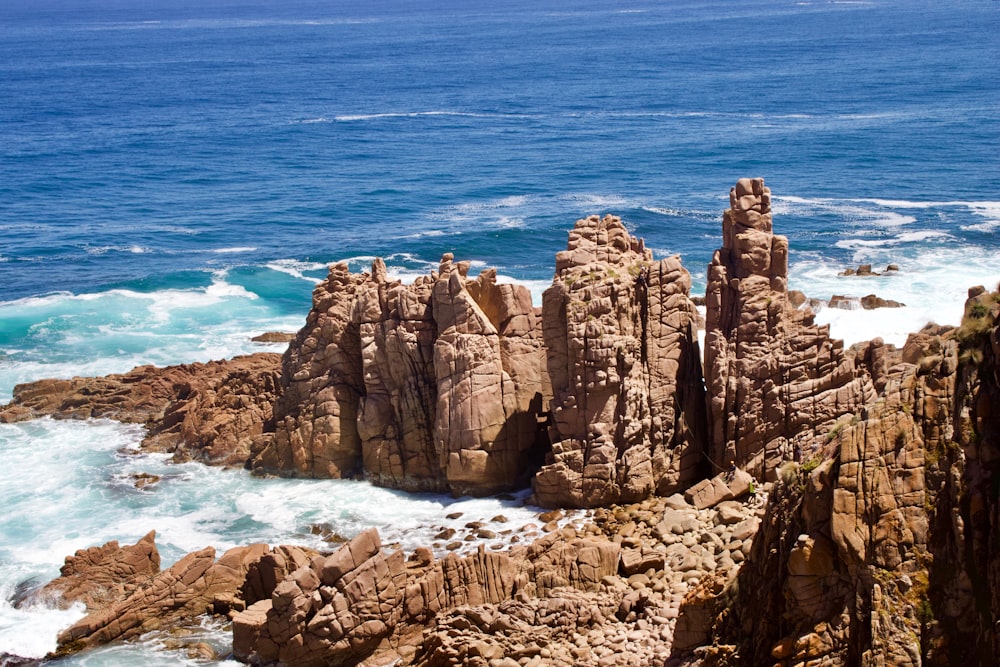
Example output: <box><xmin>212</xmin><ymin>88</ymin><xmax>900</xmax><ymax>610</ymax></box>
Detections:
<box><xmin>50</xmin><ymin>533</ymin><xmax>317</xmax><ymax>656</ymax></box>
<box><xmin>249</xmin><ymin>264</ymin><xmax>370</xmax><ymax>479</ymax></box>
<box><xmin>704</xmin><ymin>178</ymin><xmax>875</xmax><ymax>479</ymax></box>
<box><xmin>249</xmin><ymin>256</ymin><xmax>549</xmax><ymax>495</ymax></box>
<box><xmin>21</xmin><ymin>531</ymin><xmax>160</xmax><ymax>611</ymax></box>
<box><xmin>535</xmin><ymin>215</ymin><xmax>707</xmax><ymax>507</ymax></box>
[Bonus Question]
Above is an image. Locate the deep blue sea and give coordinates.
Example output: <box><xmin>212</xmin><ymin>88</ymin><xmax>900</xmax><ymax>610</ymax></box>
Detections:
<box><xmin>1</xmin><ymin>0</ymin><xmax>998</xmax><ymax>662</ymax></box>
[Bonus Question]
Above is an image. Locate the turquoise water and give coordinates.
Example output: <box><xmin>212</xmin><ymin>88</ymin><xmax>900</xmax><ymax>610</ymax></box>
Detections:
<box><xmin>0</xmin><ymin>0</ymin><xmax>998</xmax><ymax>662</ymax></box>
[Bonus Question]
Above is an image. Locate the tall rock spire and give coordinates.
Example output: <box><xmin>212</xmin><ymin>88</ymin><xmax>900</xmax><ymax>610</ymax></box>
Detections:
<box><xmin>704</xmin><ymin>177</ymin><xmax>874</xmax><ymax>478</ymax></box>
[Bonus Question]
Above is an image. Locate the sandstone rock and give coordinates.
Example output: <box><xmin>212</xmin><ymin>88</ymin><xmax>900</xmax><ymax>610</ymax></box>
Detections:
<box><xmin>22</xmin><ymin>531</ymin><xmax>160</xmax><ymax>611</ymax></box>
<box><xmin>0</xmin><ymin>355</ymin><xmax>281</xmax><ymax>466</ymax></box>
<box><xmin>58</xmin><ymin>542</ymin><xmax>269</xmax><ymax>652</ymax></box>
<box><xmin>535</xmin><ymin>214</ymin><xmax>707</xmax><ymax>507</ymax></box>
<box><xmin>250</xmin><ymin>264</ymin><xmax>370</xmax><ymax>478</ymax></box>
<box><xmin>251</xmin><ymin>332</ymin><xmax>297</xmax><ymax>343</ymax></box>
<box><xmin>432</xmin><ymin>259</ymin><xmax>549</xmax><ymax>495</ymax></box>
<box><xmin>250</xmin><ymin>256</ymin><xmax>550</xmax><ymax>496</ymax></box>
<box><xmin>860</xmin><ymin>294</ymin><xmax>905</xmax><ymax>310</ymax></box>
<box><xmin>672</xmin><ymin>287</ymin><xmax>1000</xmax><ymax>666</ymax></box>
<box><xmin>704</xmin><ymin>178</ymin><xmax>875</xmax><ymax>480</ymax></box>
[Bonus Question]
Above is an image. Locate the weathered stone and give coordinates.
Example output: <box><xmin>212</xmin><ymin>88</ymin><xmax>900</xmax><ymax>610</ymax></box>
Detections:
<box><xmin>704</xmin><ymin>178</ymin><xmax>875</xmax><ymax>480</ymax></box>
<box><xmin>535</xmin><ymin>214</ymin><xmax>708</xmax><ymax>507</ymax></box>
<box><xmin>21</xmin><ymin>531</ymin><xmax>160</xmax><ymax>611</ymax></box>
<box><xmin>0</xmin><ymin>355</ymin><xmax>282</xmax><ymax>466</ymax></box>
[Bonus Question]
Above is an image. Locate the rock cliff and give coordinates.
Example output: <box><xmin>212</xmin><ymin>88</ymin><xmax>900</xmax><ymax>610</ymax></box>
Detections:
<box><xmin>248</xmin><ymin>254</ymin><xmax>549</xmax><ymax>495</ymax></box>
<box><xmin>674</xmin><ymin>285</ymin><xmax>1000</xmax><ymax>667</ymax></box>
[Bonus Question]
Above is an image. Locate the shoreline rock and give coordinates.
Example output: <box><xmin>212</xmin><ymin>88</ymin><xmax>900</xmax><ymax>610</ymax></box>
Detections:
<box><xmin>4</xmin><ymin>180</ymin><xmax>1000</xmax><ymax>666</ymax></box>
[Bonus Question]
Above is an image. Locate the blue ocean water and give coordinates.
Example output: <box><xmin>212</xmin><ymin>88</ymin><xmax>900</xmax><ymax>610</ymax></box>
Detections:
<box><xmin>0</xmin><ymin>0</ymin><xmax>998</xmax><ymax>662</ymax></box>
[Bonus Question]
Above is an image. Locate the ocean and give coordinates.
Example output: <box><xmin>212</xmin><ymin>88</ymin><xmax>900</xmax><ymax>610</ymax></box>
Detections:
<box><xmin>1</xmin><ymin>0</ymin><xmax>998</xmax><ymax>662</ymax></box>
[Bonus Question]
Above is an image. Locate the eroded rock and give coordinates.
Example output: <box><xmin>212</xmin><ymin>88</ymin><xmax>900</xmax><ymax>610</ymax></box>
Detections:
<box><xmin>535</xmin><ymin>214</ymin><xmax>707</xmax><ymax>507</ymax></box>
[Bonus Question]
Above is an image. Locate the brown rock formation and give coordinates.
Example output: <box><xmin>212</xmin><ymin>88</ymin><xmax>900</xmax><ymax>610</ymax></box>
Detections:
<box><xmin>352</xmin><ymin>258</ymin><xmax>440</xmax><ymax>490</ymax></box>
<box><xmin>251</xmin><ymin>256</ymin><xmax>549</xmax><ymax>495</ymax></box>
<box><xmin>0</xmin><ymin>354</ymin><xmax>281</xmax><ymax>466</ymax></box>
<box><xmin>21</xmin><ymin>531</ymin><xmax>160</xmax><ymax>611</ymax></box>
<box><xmin>674</xmin><ymin>285</ymin><xmax>1000</xmax><ymax>666</ymax></box>
<box><xmin>233</xmin><ymin>527</ymin><xmax>621</xmax><ymax>667</ymax></box>
<box><xmin>432</xmin><ymin>258</ymin><xmax>549</xmax><ymax>495</ymax></box>
<box><xmin>704</xmin><ymin>177</ymin><xmax>875</xmax><ymax>479</ymax></box>
<box><xmin>56</xmin><ymin>540</ymin><xmax>279</xmax><ymax>654</ymax></box>
<box><xmin>250</xmin><ymin>264</ymin><xmax>370</xmax><ymax>478</ymax></box>
<box><xmin>534</xmin><ymin>214</ymin><xmax>707</xmax><ymax>507</ymax></box>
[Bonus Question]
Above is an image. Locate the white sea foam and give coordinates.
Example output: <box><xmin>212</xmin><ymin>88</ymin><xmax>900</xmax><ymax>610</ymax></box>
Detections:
<box><xmin>834</xmin><ymin>229</ymin><xmax>952</xmax><ymax>254</ymax></box>
<box><xmin>85</xmin><ymin>244</ymin><xmax>153</xmax><ymax>256</ymax></box>
<box><xmin>265</xmin><ymin>258</ymin><xmax>328</xmax><ymax>282</ymax></box>
<box><xmin>0</xmin><ymin>593</ymin><xmax>86</xmax><ymax>659</ymax></box>
<box><xmin>790</xmin><ymin>244</ymin><xmax>1000</xmax><ymax>347</ymax></box>
<box><xmin>212</xmin><ymin>246</ymin><xmax>257</xmax><ymax>254</ymax></box>
<box><xmin>334</xmin><ymin>110</ymin><xmax>502</xmax><ymax>122</ymax></box>
<box><xmin>454</xmin><ymin>195</ymin><xmax>531</xmax><ymax>212</ymax></box>
<box><xmin>402</xmin><ymin>229</ymin><xmax>452</xmax><ymax>239</ymax></box>
<box><xmin>562</xmin><ymin>192</ymin><xmax>631</xmax><ymax>211</ymax></box>
<box><xmin>961</xmin><ymin>202</ymin><xmax>1000</xmax><ymax>232</ymax></box>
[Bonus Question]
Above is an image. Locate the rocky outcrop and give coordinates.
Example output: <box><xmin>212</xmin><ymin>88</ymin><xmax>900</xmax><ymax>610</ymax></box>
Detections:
<box><xmin>57</xmin><ymin>542</ymin><xmax>269</xmax><ymax>652</ymax></box>
<box><xmin>433</xmin><ymin>259</ymin><xmax>550</xmax><ymax>496</ymax></box>
<box><xmin>230</xmin><ymin>490</ymin><xmax>763</xmax><ymax>667</ymax></box>
<box><xmin>249</xmin><ymin>264</ymin><xmax>370</xmax><ymax>479</ymax></box>
<box><xmin>827</xmin><ymin>294</ymin><xmax>906</xmax><ymax>310</ymax></box>
<box><xmin>232</xmin><ymin>524</ymin><xmax>634</xmax><ymax>667</ymax></box>
<box><xmin>704</xmin><ymin>178</ymin><xmax>875</xmax><ymax>480</ymax></box>
<box><xmin>0</xmin><ymin>354</ymin><xmax>281</xmax><ymax>466</ymax></box>
<box><xmin>233</xmin><ymin>528</ymin><xmax>520</xmax><ymax>666</ymax></box>
<box><xmin>250</xmin><ymin>255</ymin><xmax>549</xmax><ymax>495</ymax></box>
<box><xmin>351</xmin><ymin>259</ymin><xmax>440</xmax><ymax>490</ymax></box>
<box><xmin>839</xmin><ymin>263</ymin><xmax>900</xmax><ymax>277</ymax></box>
<box><xmin>21</xmin><ymin>531</ymin><xmax>160</xmax><ymax>611</ymax></box>
<box><xmin>535</xmin><ymin>214</ymin><xmax>707</xmax><ymax>507</ymax></box>
<box><xmin>673</xmin><ymin>285</ymin><xmax>1000</xmax><ymax>667</ymax></box>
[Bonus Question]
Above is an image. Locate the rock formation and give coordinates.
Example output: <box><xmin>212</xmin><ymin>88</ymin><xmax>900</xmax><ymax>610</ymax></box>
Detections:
<box><xmin>249</xmin><ymin>264</ymin><xmax>370</xmax><ymax>479</ymax></box>
<box><xmin>20</xmin><ymin>531</ymin><xmax>160</xmax><ymax>611</ymax></box>
<box><xmin>6</xmin><ymin>179</ymin><xmax>1000</xmax><ymax>666</ymax></box>
<box><xmin>249</xmin><ymin>255</ymin><xmax>549</xmax><ymax>495</ymax></box>
<box><xmin>53</xmin><ymin>533</ymin><xmax>318</xmax><ymax>657</ymax></box>
<box><xmin>0</xmin><ymin>354</ymin><xmax>281</xmax><ymax>466</ymax></box>
<box><xmin>704</xmin><ymin>177</ymin><xmax>875</xmax><ymax>479</ymax></box>
<box><xmin>2</xmin><ymin>212</ymin><xmax>700</xmax><ymax>504</ymax></box>
<box><xmin>673</xmin><ymin>285</ymin><xmax>1000</xmax><ymax>667</ymax></box>
<box><xmin>535</xmin><ymin>214</ymin><xmax>707</xmax><ymax>507</ymax></box>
